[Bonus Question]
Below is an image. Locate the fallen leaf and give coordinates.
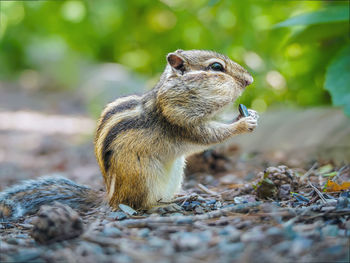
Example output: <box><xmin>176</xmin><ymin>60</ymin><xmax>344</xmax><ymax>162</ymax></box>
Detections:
<box><xmin>324</xmin><ymin>180</ymin><xmax>350</xmax><ymax>192</ymax></box>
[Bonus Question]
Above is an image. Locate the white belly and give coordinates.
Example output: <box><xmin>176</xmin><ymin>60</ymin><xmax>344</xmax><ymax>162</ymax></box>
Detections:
<box><xmin>148</xmin><ymin>156</ymin><xmax>185</xmax><ymax>204</ymax></box>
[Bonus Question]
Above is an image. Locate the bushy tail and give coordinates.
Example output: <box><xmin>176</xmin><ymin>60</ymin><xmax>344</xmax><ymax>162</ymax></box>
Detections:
<box><xmin>0</xmin><ymin>176</ymin><xmax>103</xmax><ymax>221</ymax></box>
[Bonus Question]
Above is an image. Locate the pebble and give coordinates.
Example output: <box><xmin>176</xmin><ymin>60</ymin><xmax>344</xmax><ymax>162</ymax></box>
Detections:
<box><xmin>218</xmin><ymin>242</ymin><xmax>244</xmax><ymax>256</ymax></box>
<box><xmin>11</xmin><ymin>249</ymin><xmax>41</xmax><ymax>262</ymax></box>
<box><xmin>234</xmin><ymin>195</ymin><xmax>256</xmax><ymax>204</ymax></box>
<box><xmin>241</xmin><ymin>227</ymin><xmax>265</xmax><ymax>242</ymax></box>
<box><xmin>290</xmin><ymin>237</ymin><xmax>313</xmax><ymax>254</ymax></box>
<box><xmin>6</xmin><ymin>238</ymin><xmax>19</xmax><ymax>245</ymax></box>
<box><xmin>119</xmin><ymin>204</ymin><xmax>137</xmax><ymax>216</ymax></box>
<box><xmin>194</xmin><ymin>206</ymin><xmax>205</xmax><ymax>214</ymax></box>
<box><xmin>274</xmin><ymin>240</ymin><xmax>292</xmax><ymax>253</ymax></box>
<box><xmin>207</xmin><ymin>199</ymin><xmax>216</xmax><ymax>205</ymax></box>
<box><xmin>103</xmin><ymin>227</ymin><xmax>123</xmax><ymax>237</ymax></box>
<box><xmin>172</xmin><ymin>232</ymin><xmax>203</xmax><ymax>251</ymax></box>
<box><xmin>138</xmin><ymin>228</ymin><xmax>150</xmax><ymax>238</ymax></box>
<box><xmin>107</xmin><ymin>211</ymin><xmax>128</xmax><ymax>220</ymax></box>
<box><xmin>336</xmin><ymin>197</ymin><xmax>349</xmax><ymax>209</ymax></box>
<box><xmin>266</xmin><ymin>227</ymin><xmax>285</xmax><ymax>239</ymax></box>
<box><xmin>148</xmin><ymin>237</ymin><xmax>167</xmax><ymax>248</ymax></box>
<box><xmin>76</xmin><ymin>241</ymin><xmax>104</xmax><ymax>255</ymax></box>
<box><xmin>175</xmin><ymin>217</ymin><xmax>193</xmax><ymax>225</ymax></box>
<box><xmin>220</xmin><ymin>226</ymin><xmax>241</xmax><ymax>242</ymax></box>
<box><xmin>322</xmin><ymin>225</ymin><xmax>339</xmax><ymax>237</ymax></box>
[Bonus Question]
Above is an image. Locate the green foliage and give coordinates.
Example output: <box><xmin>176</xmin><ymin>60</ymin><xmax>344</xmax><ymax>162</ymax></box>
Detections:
<box><xmin>274</xmin><ymin>6</ymin><xmax>348</xmax><ymax>27</ymax></box>
<box><xmin>275</xmin><ymin>4</ymin><xmax>349</xmax><ymax>116</ymax></box>
<box><xmin>325</xmin><ymin>45</ymin><xmax>350</xmax><ymax>116</ymax></box>
<box><xmin>0</xmin><ymin>0</ymin><xmax>348</xmax><ymax>114</ymax></box>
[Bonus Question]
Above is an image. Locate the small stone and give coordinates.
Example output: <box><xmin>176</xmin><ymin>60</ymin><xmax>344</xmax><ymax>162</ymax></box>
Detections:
<box><xmin>103</xmin><ymin>227</ymin><xmax>122</xmax><ymax>237</ymax></box>
<box><xmin>170</xmin><ymin>212</ymin><xmax>184</xmax><ymax>217</ymax></box>
<box><xmin>176</xmin><ymin>217</ymin><xmax>193</xmax><ymax>225</ymax></box>
<box><xmin>173</xmin><ymin>232</ymin><xmax>203</xmax><ymax>251</ymax></box>
<box><xmin>290</xmin><ymin>237</ymin><xmax>313</xmax><ymax>255</ymax></box>
<box><xmin>138</xmin><ymin>228</ymin><xmax>150</xmax><ymax>238</ymax></box>
<box><xmin>107</xmin><ymin>211</ymin><xmax>128</xmax><ymax>220</ymax></box>
<box><xmin>219</xmin><ymin>226</ymin><xmax>241</xmax><ymax>242</ymax></box>
<box><xmin>6</xmin><ymin>238</ymin><xmax>18</xmax><ymax>245</ymax></box>
<box><xmin>234</xmin><ymin>194</ymin><xmax>256</xmax><ymax>204</ymax></box>
<box><xmin>241</xmin><ymin>227</ymin><xmax>265</xmax><ymax>242</ymax></box>
<box><xmin>11</xmin><ymin>249</ymin><xmax>41</xmax><ymax>263</ymax></box>
<box><xmin>274</xmin><ymin>240</ymin><xmax>292</xmax><ymax>253</ymax></box>
<box><xmin>322</xmin><ymin>225</ymin><xmax>339</xmax><ymax>237</ymax></box>
<box><xmin>119</xmin><ymin>204</ymin><xmax>137</xmax><ymax>216</ymax></box>
<box><xmin>218</xmin><ymin>242</ymin><xmax>244</xmax><ymax>256</ymax></box>
<box><xmin>194</xmin><ymin>206</ymin><xmax>204</xmax><ymax>214</ymax></box>
<box><xmin>215</xmin><ymin>201</ymin><xmax>222</xmax><ymax>208</ymax></box>
<box><xmin>337</xmin><ymin>197</ymin><xmax>349</xmax><ymax>209</ymax></box>
<box><xmin>76</xmin><ymin>241</ymin><xmax>104</xmax><ymax>256</ymax></box>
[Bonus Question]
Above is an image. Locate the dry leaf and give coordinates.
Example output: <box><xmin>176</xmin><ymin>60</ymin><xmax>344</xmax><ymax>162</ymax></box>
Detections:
<box><xmin>324</xmin><ymin>180</ymin><xmax>350</xmax><ymax>192</ymax></box>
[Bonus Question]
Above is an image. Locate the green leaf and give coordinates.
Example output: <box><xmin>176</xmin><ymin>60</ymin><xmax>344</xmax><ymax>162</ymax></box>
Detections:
<box><xmin>287</xmin><ymin>22</ymin><xmax>348</xmax><ymax>44</ymax></box>
<box><xmin>322</xmin><ymin>172</ymin><xmax>337</xmax><ymax>178</ymax></box>
<box><xmin>274</xmin><ymin>6</ymin><xmax>349</xmax><ymax>28</ymax></box>
<box><xmin>325</xmin><ymin>45</ymin><xmax>350</xmax><ymax>116</ymax></box>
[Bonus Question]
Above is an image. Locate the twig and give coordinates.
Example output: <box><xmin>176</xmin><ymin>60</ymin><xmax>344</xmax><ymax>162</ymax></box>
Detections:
<box><xmin>301</xmin><ymin>162</ymin><xmax>318</xmax><ymax>181</ymax></box>
<box><xmin>308</xmin><ymin>181</ymin><xmax>327</xmax><ymax>204</ymax></box>
<box><xmin>197</xmin><ymin>183</ymin><xmax>219</xmax><ymax>196</ymax></box>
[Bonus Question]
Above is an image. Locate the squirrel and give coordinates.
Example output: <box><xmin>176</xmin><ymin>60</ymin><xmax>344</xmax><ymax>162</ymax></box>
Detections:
<box><xmin>0</xmin><ymin>49</ymin><xmax>258</xmax><ymax>221</ymax></box>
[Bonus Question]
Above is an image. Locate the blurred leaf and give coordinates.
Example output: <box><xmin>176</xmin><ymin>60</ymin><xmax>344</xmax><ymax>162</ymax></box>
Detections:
<box><xmin>274</xmin><ymin>6</ymin><xmax>348</xmax><ymax>28</ymax></box>
<box><xmin>325</xmin><ymin>45</ymin><xmax>350</xmax><ymax>116</ymax></box>
<box><xmin>324</xmin><ymin>180</ymin><xmax>350</xmax><ymax>192</ymax></box>
<box><xmin>287</xmin><ymin>22</ymin><xmax>348</xmax><ymax>44</ymax></box>
<box><xmin>322</xmin><ymin>172</ymin><xmax>337</xmax><ymax>178</ymax></box>
<box><xmin>318</xmin><ymin>164</ymin><xmax>334</xmax><ymax>174</ymax></box>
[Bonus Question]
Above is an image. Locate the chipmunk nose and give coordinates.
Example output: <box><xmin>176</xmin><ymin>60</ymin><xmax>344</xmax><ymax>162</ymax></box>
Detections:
<box><xmin>242</xmin><ymin>73</ymin><xmax>254</xmax><ymax>87</ymax></box>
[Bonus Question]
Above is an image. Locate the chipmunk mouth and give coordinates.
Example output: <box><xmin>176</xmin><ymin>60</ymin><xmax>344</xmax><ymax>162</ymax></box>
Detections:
<box><xmin>212</xmin><ymin>103</ymin><xmax>240</xmax><ymax>124</ymax></box>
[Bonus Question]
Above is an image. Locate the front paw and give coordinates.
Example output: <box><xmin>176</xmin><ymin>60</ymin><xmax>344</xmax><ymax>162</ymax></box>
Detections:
<box><xmin>247</xmin><ymin>109</ymin><xmax>259</xmax><ymax>120</ymax></box>
<box><xmin>236</xmin><ymin>115</ymin><xmax>258</xmax><ymax>133</ymax></box>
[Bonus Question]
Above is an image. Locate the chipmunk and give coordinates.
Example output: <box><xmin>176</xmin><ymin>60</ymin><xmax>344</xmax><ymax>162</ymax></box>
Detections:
<box><xmin>0</xmin><ymin>49</ymin><xmax>258</xmax><ymax>221</ymax></box>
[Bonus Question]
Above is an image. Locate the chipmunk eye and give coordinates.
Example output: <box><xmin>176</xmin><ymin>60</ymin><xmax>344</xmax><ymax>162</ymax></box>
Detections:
<box><xmin>209</xmin><ymin>62</ymin><xmax>224</xmax><ymax>72</ymax></box>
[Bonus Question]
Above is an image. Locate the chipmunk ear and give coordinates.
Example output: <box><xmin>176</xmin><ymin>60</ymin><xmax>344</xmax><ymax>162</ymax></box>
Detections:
<box><xmin>167</xmin><ymin>53</ymin><xmax>184</xmax><ymax>71</ymax></box>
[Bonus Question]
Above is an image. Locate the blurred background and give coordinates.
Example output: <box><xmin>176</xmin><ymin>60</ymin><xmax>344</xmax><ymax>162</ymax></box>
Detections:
<box><xmin>0</xmin><ymin>0</ymin><xmax>349</xmax><ymax>189</ymax></box>
<box><xmin>0</xmin><ymin>0</ymin><xmax>349</xmax><ymax>116</ymax></box>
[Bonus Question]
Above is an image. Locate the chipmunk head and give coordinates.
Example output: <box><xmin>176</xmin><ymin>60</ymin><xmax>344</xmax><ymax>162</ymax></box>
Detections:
<box><xmin>157</xmin><ymin>49</ymin><xmax>253</xmax><ymax>126</ymax></box>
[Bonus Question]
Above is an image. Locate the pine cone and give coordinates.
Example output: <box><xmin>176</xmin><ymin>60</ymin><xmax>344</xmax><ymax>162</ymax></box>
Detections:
<box><xmin>30</xmin><ymin>202</ymin><xmax>83</xmax><ymax>244</ymax></box>
<box><xmin>255</xmin><ymin>166</ymin><xmax>299</xmax><ymax>200</ymax></box>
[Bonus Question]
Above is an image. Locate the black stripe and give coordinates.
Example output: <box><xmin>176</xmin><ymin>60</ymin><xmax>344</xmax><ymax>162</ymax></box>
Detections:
<box><xmin>102</xmin><ymin>115</ymin><xmax>155</xmax><ymax>172</ymax></box>
<box><xmin>96</xmin><ymin>99</ymin><xmax>139</xmax><ymax>138</ymax></box>
<box><xmin>102</xmin><ymin>99</ymin><xmax>139</xmax><ymax>124</ymax></box>
<box><xmin>103</xmin><ymin>150</ymin><xmax>113</xmax><ymax>173</ymax></box>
